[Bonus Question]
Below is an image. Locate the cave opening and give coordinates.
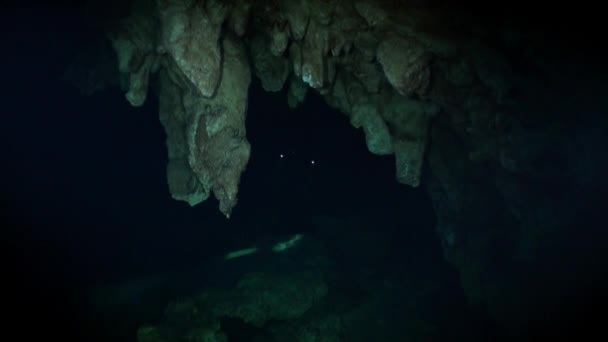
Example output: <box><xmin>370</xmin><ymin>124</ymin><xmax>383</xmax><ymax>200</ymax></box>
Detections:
<box><xmin>234</xmin><ymin>77</ymin><xmax>443</xmax><ymax>260</ymax></box>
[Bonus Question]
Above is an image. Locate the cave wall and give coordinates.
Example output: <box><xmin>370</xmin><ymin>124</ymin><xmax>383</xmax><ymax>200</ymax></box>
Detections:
<box><xmin>72</xmin><ymin>0</ymin><xmax>608</xmax><ymax>336</ymax></box>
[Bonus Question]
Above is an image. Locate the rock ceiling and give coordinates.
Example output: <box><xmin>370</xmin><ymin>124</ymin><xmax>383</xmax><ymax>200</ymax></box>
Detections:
<box><xmin>104</xmin><ymin>0</ymin><xmax>517</xmax><ymax>217</ymax></box>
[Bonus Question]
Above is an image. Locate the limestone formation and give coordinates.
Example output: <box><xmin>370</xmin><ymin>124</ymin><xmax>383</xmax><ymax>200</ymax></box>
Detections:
<box><xmin>106</xmin><ymin>0</ymin><xmax>475</xmax><ymax>217</ymax></box>
<box><xmin>158</xmin><ymin>35</ymin><xmax>251</xmax><ymax>218</ymax></box>
<box><xmin>76</xmin><ymin>2</ymin><xmax>608</xmax><ymax>335</ymax></box>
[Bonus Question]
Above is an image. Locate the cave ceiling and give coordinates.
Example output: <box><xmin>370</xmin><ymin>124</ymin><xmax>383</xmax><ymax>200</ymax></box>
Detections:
<box><xmin>72</xmin><ymin>0</ymin><xmax>604</xmax><ymax>218</ymax></box>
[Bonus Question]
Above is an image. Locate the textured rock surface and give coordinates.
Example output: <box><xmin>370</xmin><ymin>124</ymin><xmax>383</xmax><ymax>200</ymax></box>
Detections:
<box><xmin>104</xmin><ymin>0</ymin><xmax>458</xmax><ymax>216</ymax></box>
<box><xmin>159</xmin><ymin>35</ymin><xmax>251</xmax><ymax>218</ymax></box>
<box><xmin>421</xmin><ymin>35</ymin><xmax>608</xmax><ymax>335</ymax></box>
<box><xmin>74</xmin><ymin>0</ymin><xmax>608</xmax><ymax>336</ymax></box>
<box><xmin>137</xmin><ymin>270</ymin><xmax>327</xmax><ymax>342</ymax></box>
<box><xmin>377</xmin><ymin>36</ymin><xmax>431</xmax><ymax>98</ymax></box>
<box><xmin>205</xmin><ymin>271</ymin><xmax>328</xmax><ymax>326</ymax></box>
<box><xmin>157</xmin><ymin>0</ymin><xmax>228</xmax><ymax>98</ymax></box>
<box><xmin>110</xmin><ymin>1</ymin><xmax>251</xmax><ymax>217</ymax></box>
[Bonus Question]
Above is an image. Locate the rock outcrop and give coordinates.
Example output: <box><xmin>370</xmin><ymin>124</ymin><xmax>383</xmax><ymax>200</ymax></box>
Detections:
<box><xmin>109</xmin><ymin>0</ymin><xmax>252</xmax><ymax>217</ymax></box>
<box><xmin>137</xmin><ymin>270</ymin><xmax>328</xmax><ymax>342</ymax></box>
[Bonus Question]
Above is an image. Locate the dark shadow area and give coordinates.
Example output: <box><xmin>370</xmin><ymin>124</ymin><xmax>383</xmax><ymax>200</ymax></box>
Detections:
<box><xmin>220</xmin><ymin>317</ymin><xmax>273</xmax><ymax>342</ymax></box>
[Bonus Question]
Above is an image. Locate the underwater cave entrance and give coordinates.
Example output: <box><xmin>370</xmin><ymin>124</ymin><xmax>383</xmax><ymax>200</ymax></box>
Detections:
<box><xmin>236</xmin><ymin>78</ymin><xmax>442</xmax><ymax>260</ymax></box>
